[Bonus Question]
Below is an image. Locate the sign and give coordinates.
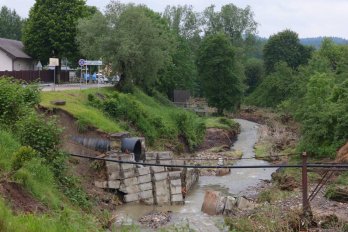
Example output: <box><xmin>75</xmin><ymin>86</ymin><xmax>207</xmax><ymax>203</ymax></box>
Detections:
<box><xmin>78</xmin><ymin>59</ymin><xmax>86</xmax><ymax>66</ymax></box>
<box><xmin>36</xmin><ymin>61</ymin><xmax>43</xmax><ymax>69</ymax></box>
<box><xmin>49</xmin><ymin>58</ymin><xmax>59</xmax><ymax>67</ymax></box>
<box><xmin>85</xmin><ymin>60</ymin><xmax>103</xmax><ymax>66</ymax></box>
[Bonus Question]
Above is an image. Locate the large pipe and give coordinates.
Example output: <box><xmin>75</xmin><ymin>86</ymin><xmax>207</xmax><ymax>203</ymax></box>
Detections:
<box><xmin>121</xmin><ymin>138</ymin><xmax>143</xmax><ymax>162</ymax></box>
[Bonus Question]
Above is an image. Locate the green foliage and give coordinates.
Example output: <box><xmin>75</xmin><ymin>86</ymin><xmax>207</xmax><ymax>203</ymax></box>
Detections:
<box><xmin>0</xmin><ymin>130</ymin><xmax>20</xmax><ymax>171</ymax></box>
<box><xmin>11</xmin><ymin>146</ymin><xmax>38</xmax><ymax>171</ymax></box>
<box><xmin>0</xmin><ymin>6</ymin><xmax>23</xmax><ymax>40</ymax></box>
<box><xmin>14</xmin><ymin>158</ymin><xmax>61</xmax><ymax>208</ymax></box>
<box><xmin>245</xmin><ymin>63</ymin><xmax>296</xmax><ymax>107</ymax></box>
<box><xmin>0</xmin><ymin>78</ymin><xmax>40</xmax><ymax>126</ymax></box>
<box><xmin>205</xmin><ymin>117</ymin><xmax>239</xmax><ymax>131</ymax></box>
<box><xmin>15</xmin><ymin>112</ymin><xmax>61</xmax><ymax>159</ymax></box>
<box><xmin>23</xmin><ymin>0</ymin><xmax>89</xmax><ymax>64</ymax></box>
<box><xmin>77</xmin><ymin>2</ymin><xmax>175</xmax><ymax>92</ymax></box>
<box><xmin>0</xmin><ymin>198</ymin><xmax>101</xmax><ymax>232</ymax></box>
<box><xmin>174</xmin><ymin>111</ymin><xmax>206</xmax><ymax>150</ymax></box>
<box><xmin>197</xmin><ymin>33</ymin><xmax>244</xmax><ymax>114</ymax></box>
<box><xmin>203</xmin><ymin>4</ymin><xmax>257</xmax><ymax>44</ymax></box>
<box><xmin>263</xmin><ymin>29</ymin><xmax>313</xmax><ymax>74</ymax></box>
<box><xmin>157</xmin><ymin>37</ymin><xmax>197</xmax><ymax>97</ymax></box>
<box><xmin>244</xmin><ymin>58</ymin><xmax>264</xmax><ymax>94</ymax></box>
<box><xmin>58</xmin><ymin>175</ymin><xmax>91</xmax><ymax>209</ymax></box>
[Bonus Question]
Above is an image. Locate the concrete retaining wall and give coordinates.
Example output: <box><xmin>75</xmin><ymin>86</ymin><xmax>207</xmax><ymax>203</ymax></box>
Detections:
<box><xmin>95</xmin><ymin>151</ymin><xmax>199</xmax><ymax>205</ymax></box>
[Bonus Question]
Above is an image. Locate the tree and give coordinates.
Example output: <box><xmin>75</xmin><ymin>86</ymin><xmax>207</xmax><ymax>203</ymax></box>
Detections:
<box><xmin>77</xmin><ymin>2</ymin><xmax>175</xmax><ymax>92</ymax></box>
<box><xmin>22</xmin><ymin>0</ymin><xmax>89</xmax><ymax>65</ymax></box>
<box><xmin>202</xmin><ymin>4</ymin><xmax>257</xmax><ymax>44</ymax></box>
<box><xmin>0</xmin><ymin>6</ymin><xmax>23</xmax><ymax>40</ymax></box>
<box><xmin>263</xmin><ymin>29</ymin><xmax>313</xmax><ymax>74</ymax></box>
<box><xmin>197</xmin><ymin>33</ymin><xmax>243</xmax><ymax>115</ymax></box>
<box><xmin>244</xmin><ymin>58</ymin><xmax>264</xmax><ymax>94</ymax></box>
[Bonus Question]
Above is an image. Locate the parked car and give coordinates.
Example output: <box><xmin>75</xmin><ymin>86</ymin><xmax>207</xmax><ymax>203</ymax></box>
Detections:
<box><xmin>97</xmin><ymin>73</ymin><xmax>108</xmax><ymax>84</ymax></box>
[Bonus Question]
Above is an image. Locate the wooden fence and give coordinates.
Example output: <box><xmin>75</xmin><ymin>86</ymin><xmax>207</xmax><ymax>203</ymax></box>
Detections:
<box><xmin>0</xmin><ymin>70</ymin><xmax>69</xmax><ymax>83</ymax></box>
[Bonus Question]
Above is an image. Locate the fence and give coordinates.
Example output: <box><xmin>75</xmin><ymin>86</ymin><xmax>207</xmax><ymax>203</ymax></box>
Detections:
<box><xmin>0</xmin><ymin>70</ymin><xmax>70</xmax><ymax>83</ymax></box>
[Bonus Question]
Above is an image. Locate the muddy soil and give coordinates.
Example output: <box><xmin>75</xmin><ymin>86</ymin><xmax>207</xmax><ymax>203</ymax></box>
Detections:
<box><xmin>197</xmin><ymin>128</ymin><xmax>238</xmax><ymax>151</ymax></box>
<box><xmin>0</xmin><ymin>181</ymin><xmax>47</xmax><ymax>214</ymax></box>
<box><xmin>39</xmin><ymin>107</ymin><xmax>120</xmax><ymax>211</ymax></box>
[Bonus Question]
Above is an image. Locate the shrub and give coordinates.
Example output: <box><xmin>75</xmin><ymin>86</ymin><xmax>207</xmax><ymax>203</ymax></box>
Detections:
<box><xmin>11</xmin><ymin>146</ymin><xmax>38</xmax><ymax>171</ymax></box>
<box><xmin>174</xmin><ymin>112</ymin><xmax>205</xmax><ymax>150</ymax></box>
<box><xmin>15</xmin><ymin>112</ymin><xmax>61</xmax><ymax>159</ymax></box>
<box><xmin>0</xmin><ymin>77</ymin><xmax>40</xmax><ymax>126</ymax></box>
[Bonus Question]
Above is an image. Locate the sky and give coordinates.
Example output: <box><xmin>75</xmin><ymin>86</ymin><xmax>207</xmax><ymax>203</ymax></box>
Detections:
<box><xmin>1</xmin><ymin>0</ymin><xmax>348</xmax><ymax>39</ymax></box>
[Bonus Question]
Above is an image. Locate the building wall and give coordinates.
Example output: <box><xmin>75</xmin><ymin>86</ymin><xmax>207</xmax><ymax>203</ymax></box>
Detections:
<box><xmin>0</xmin><ymin>49</ymin><xmax>13</xmax><ymax>71</ymax></box>
<box><xmin>13</xmin><ymin>59</ymin><xmax>34</xmax><ymax>71</ymax></box>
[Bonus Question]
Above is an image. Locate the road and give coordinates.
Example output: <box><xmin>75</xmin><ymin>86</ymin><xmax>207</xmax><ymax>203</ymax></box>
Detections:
<box><xmin>40</xmin><ymin>83</ymin><xmax>113</xmax><ymax>92</ymax></box>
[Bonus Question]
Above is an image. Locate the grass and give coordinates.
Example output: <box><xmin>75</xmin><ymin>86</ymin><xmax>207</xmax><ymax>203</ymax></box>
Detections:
<box><xmin>205</xmin><ymin>117</ymin><xmax>239</xmax><ymax>131</ymax></box>
<box><xmin>0</xmin><ymin>130</ymin><xmax>20</xmax><ymax>171</ymax></box>
<box><xmin>0</xmin><ymin>198</ymin><xmax>101</xmax><ymax>232</ymax></box>
<box><xmin>254</xmin><ymin>142</ymin><xmax>271</xmax><ymax>160</ymax></box>
<box><xmin>40</xmin><ymin>88</ymin><xmax>123</xmax><ymax>133</ymax></box>
<box><xmin>225</xmin><ymin>205</ymin><xmax>301</xmax><ymax>232</ymax></box>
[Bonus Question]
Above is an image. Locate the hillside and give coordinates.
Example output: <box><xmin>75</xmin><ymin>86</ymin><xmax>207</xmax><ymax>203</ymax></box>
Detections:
<box><xmin>40</xmin><ymin>87</ymin><xmax>239</xmax><ymax>151</ymax></box>
<box><xmin>300</xmin><ymin>36</ymin><xmax>348</xmax><ymax>48</ymax></box>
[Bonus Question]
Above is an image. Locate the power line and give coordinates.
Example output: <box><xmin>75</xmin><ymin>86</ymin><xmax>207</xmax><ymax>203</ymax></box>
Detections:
<box><xmin>70</xmin><ymin>154</ymin><xmax>348</xmax><ymax>170</ymax></box>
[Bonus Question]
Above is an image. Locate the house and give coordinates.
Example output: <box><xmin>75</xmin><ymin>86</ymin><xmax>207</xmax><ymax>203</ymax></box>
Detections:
<box><xmin>0</xmin><ymin>38</ymin><xmax>35</xmax><ymax>71</ymax></box>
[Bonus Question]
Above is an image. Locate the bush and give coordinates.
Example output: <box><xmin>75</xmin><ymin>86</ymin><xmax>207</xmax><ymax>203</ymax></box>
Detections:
<box><xmin>0</xmin><ymin>130</ymin><xmax>20</xmax><ymax>171</ymax></box>
<box><xmin>15</xmin><ymin>112</ymin><xmax>61</xmax><ymax>160</ymax></box>
<box><xmin>174</xmin><ymin>112</ymin><xmax>205</xmax><ymax>151</ymax></box>
<box><xmin>11</xmin><ymin>146</ymin><xmax>38</xmax><ymax>171</ymax></box>
<box><xmin>0</xmin><ymin>77</ymin><xmax>40</xmax><ymax>126</ymax></box>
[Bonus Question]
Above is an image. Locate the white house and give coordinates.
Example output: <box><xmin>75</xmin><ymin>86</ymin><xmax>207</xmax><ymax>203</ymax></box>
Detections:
<box><xmin>0</xmin><ymin>38</ymin><xmax>35</xmax><ymax>71</ymax></box>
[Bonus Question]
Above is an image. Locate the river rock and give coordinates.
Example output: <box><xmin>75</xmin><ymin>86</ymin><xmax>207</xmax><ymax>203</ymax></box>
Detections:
<box><xmin>236</xmin><ymin>196</ymin><xmax>256</xmax><ymax>210</ymax></box>
<box><xmin>215</xmin><ymin>168</ymin><xmax>231</xmax><ymax>176</ymax></box>
<box><xmin>201</xmin><ymin>190</ymin><xmax>223</xmax><ymax>215</ymax></box>
<box><xmin>224</xmin><ymin>196</ymin><xmax>237</xmax><ymax>215</ymax></box>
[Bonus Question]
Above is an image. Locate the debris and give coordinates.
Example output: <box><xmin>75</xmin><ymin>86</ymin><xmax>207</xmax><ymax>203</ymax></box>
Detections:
<box><xmin>139</xmin><ymin>211</ymin><xmax>171</xmax><ymax>229</ymax></box>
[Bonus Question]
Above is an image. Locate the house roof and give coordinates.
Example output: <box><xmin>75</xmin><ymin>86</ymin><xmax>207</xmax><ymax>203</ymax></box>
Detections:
<box><xmin>0</xmin><ymin>38</ymin><xmax>32</xmax><ymax>60</ymax></box>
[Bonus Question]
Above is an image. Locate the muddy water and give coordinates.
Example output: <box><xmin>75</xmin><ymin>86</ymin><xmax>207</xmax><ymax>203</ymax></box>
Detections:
<box><xmin>114</xmin><ymin>119</ymin><xmax>276</xmax><ymax>231</ymax></box>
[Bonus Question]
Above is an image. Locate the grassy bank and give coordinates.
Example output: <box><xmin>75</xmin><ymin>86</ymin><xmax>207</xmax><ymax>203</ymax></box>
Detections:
<box><xmin>41</xmin><ymin>88</ymin><xmax>238</xmax><ymax>150</ymax></box>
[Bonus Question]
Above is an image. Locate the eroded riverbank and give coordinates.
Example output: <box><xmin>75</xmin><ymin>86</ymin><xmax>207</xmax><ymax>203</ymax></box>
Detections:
<box><xmin>114</xmin><ymin>119</ymin><xmax>277</xmax><ymax>231</ymax></box>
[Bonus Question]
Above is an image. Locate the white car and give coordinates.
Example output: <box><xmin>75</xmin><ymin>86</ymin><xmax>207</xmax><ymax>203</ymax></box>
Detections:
<box><xmin>97</xmin><ymin>74</ymin><xmax>108</xmax><ymax>84</ymax></box>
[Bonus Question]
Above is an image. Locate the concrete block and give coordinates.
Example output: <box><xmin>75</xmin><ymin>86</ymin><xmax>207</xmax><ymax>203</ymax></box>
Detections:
<box><xmin>170</xmin><ymin>185</ymin><xmax>182</xmax><ymax>195</ymax></box>
<box><xmin>108</xmin><ymin>181</ymin><xmax>120</xmax><ymax>189</ymax></box>
<box><xmin>106</xmin><ymin>162</ymin><xmax>120</xmax><ymax>172</ymax></box>
<box><xmin>151</xmin><ymin>166</ymin><xmax>165</xmax><ymax>173</ymax></box>
<box><xmin>139</xmin><ymin>182</ymin><xmax>152</xmax><ymax>191</ymax></box>
<box><xmin>171</xmin><ymin>194</ymin><xmax>183</xmax><ymax>202</ymax></box>
<box><xmin>121</xmin><ymin>169</ymin><xmax>137</xmax><ymax>179</ymax></box>
<box><xmin>122</xmin><ymin>177</ymin><xmax>138</xmax><ymax>186</ymax></box>
<box><xmin>108</xmin><ymin>172</ymin><xmax>121</xmax><ymax>181</ymax></box>
<box><xmin>94</xmin><ymin>181</ymin><xmax>107</xmax><ymax>188</ymax></box>
<box><xmin>159</xmin><ymin>160</ymin><xmax>172</xmax><ymax>166</ymax></box>
<box><xmin>118</xmin><ymin>154</ymin><xmax>134</xmax><ymax>161</ymax></box>
<box><xmin>155</xmin><ymin>180</ymin><xmax>169</xmax><ymax>196</ymax></box>
<box><xmin>158</xmin><ymin>151</ymin><xmax>172</xmax><ymax>159</ymax></box>
<box><xmin>120</xmin><ymin>163</ymin><xmax>136</xmax><ymax>170</ymax></box>
<box><xmin>120</xmin><ymin>184</ymin><xmax>140</xmax><ymax>193</ymax></box>
<box><xmin>169</xmin><ymin>171</ymin><xmax>182</xmax><ymax>179</ymax></box>
<box><xmin>154</xmin><ymin>172</ymin><xmax>168</xmax><ymax>181</ymax></box>
<box><xmin>139</xmin><ymin>190</ymin><xmax>153</xmax><ymax>199</ymax></box>
<box><xmin>124</xmin><ymin>193</ymin><xmax>139</xmax><ymax>203</ymax></box>
<box><xmin>138</xmin><ymin>174</ymin><xmax>151</xmax><ymax>184</ymax></box>
<box><xmin>156</xmin><ymin>194</ymin><xmax>170</xmax><ymax>204</ymax></box>
<box><xmin>170</xmin><ymin>179</ymin><xmax>182</xmax><ymax>187</ymax></box>
<box><xmin>138</xmin><ymin>167</ymin><xmax>151</xmax><ymax>176</ymax></box>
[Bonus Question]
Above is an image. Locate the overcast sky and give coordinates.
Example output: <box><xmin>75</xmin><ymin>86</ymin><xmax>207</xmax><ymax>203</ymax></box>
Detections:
<box><xmin>2</xmin><ymin>0</ymin><xmax>348</xmax><ymax>39</ymax></box>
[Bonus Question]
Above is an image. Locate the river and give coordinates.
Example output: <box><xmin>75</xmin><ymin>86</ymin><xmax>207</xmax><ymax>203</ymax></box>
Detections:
<box><xmin>114</xmin><ymin>119</ymin><xmax>277</xmax><ymax>231</ymax></box>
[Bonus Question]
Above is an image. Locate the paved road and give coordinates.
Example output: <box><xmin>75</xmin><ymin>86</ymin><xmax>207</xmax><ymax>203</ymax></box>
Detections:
<box><xmin>40</xmin><ymin>83</ymin><xmax>113</xmax><ymax>92</ymax></box>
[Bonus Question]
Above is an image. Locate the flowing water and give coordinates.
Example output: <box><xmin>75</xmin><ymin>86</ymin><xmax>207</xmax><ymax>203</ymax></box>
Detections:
<box><xmin>114</xmin><ymin>119</ymin><xmax>277</xmax><ymax>231</ymax></box>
